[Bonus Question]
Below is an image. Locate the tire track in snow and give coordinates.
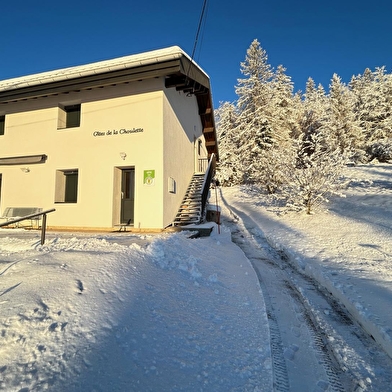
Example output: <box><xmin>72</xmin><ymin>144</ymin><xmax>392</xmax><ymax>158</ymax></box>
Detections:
<box><xmin>221</xmin><ymin>191</ymin><xmax>392</xmax><ymax>391</ymax></box>
<box><xmin>284</xmin><ymin>280</ymin><xmax>346</xmax><ymax>392</ymax></box>
<box><xmin>253</xmin><ymin>256</ymin><xmax>290</xmax><ymax>392</ymax></box>
<box><xmin>222</xmin><ymin>201</ymin><xmax>353</xmax><ymax>391</ymax></box>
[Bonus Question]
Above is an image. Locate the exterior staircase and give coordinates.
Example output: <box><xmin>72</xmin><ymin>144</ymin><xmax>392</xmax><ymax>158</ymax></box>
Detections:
<box><xmin>173</xmin><ymin>173</ymin><xmax>205</xmax><ymax>226</ymax></box>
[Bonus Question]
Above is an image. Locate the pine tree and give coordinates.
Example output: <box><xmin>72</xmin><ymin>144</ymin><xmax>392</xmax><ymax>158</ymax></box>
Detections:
<box><xmin>350</xmin><ymin>67</ymin><xmax>392</xmax><ymax>145</ymax></box>
<box><xmin>215</xmin><ymin>101</ymin><xmax>241</xmax><ymax>185</ymax></box>
<box><xmin>270</xmin><ymin>64</ymin><xmax>295</xmax><ymax>143</ymax></box>
<box><xmin>233</xmin><ymin>39</ymin><xmax>298</xmax><ymax>190</ymax></box>
<box><xmin>281</xmin><ymin>132</ymin><xmax>348</xmax><ymax>214</ymax></box>
<box><xmin>234</xmin><ymin>39</ymin><xmax>276</xmax><ymax>183</ymax></box>
<box><xmin>323</xmin><ymin>74</ymin><xmax>363</xmax><ymax>158</ymax></box>
<box><xmin>298</xmin><ymin>78</ymin><xmax>327</xmax><ymax>148</ymax></box>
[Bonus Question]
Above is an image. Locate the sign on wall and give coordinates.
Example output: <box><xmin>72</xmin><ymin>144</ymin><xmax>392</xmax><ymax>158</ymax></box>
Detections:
<box><xmin>143</xmin><ymin>170</ymin><xmax>155</xmax><ymax>186</ymax></box>
<box><xmin>92</xmin><ymin>128</ymin><xmax>144</xmax><ymax>137</ymax></box>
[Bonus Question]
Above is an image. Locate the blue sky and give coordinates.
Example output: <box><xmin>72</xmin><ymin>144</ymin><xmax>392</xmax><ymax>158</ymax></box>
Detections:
<box><xmin>1</xmin><ymin>0</ymin><xmax>392</xmax><ymax>108</ymax></box>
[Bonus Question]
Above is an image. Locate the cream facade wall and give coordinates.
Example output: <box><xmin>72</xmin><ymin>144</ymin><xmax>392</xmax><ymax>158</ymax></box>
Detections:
<box><xmin>0</xmin><ymin>77</ymin><xmax>206</xmax><ymax>230</ymax></box>
<box><xmin>162</xmin><ymin>88</ymin><xmax>207</xmax><ymax>227</ymax></box>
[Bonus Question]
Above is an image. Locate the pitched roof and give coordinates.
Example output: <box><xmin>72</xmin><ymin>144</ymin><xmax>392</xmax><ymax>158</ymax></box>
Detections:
<box><xmin>0</xmin><ymin>46</ymin><xmax>207</xmax><ymax>93</ymax></box>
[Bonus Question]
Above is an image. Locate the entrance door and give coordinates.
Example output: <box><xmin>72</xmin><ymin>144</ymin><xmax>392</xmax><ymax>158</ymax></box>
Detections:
<box><xmin>121</xmin><ymin>168</ymin><xmax>135</xmax><ymax>225</ymax></box>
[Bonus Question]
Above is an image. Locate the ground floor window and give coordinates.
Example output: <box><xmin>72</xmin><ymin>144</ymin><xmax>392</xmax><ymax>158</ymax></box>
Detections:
<box><xmin>55</xmin><ymin>169</ymin><xmax>79</xmax><ymax>203</ymax></box>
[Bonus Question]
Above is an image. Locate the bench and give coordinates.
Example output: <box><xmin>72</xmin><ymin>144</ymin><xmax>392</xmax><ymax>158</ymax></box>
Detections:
<box><xmin>0</xmin><ymin>207</ymin><xmax>43</xmax><ymax>228</ymax></box>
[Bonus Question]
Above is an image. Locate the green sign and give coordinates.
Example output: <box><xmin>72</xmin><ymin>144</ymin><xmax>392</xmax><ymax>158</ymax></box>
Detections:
<box><xmin>143</xmin><ymin>170</ymin><xmax>155</xmax><ymax>186</ymax></box>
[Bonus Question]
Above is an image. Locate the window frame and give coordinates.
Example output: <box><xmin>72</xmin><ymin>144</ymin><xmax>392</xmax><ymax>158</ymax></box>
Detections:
<box><xmin>55</xmin><ymin>169</ymin><xmax>79</xmax><ymax>203</ymax></box>
<box><xmin>0</xmin><ymin>115</ymin><xmax>5</xmax><ymax>136</ymax></box>
<box><xmin>57</xmin><ymin>104</ymin><xmax>81</xmax><ymax>129</ymax></box>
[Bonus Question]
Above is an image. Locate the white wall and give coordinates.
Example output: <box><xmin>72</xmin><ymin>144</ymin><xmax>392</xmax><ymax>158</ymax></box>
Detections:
<box><xmin>0</xmin><ymin>79</ymin><xmax>167</xmax><ymax>229</ymax></box>
<box><xmin>162</xmin><ymin>89</ymin><xmax>206</xmax><ymax>227</ymax></box>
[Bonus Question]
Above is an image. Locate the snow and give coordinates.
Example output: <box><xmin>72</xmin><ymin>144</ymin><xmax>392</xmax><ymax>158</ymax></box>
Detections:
<box><xmin>222</xmin><ymin>163</ymin><xmax>392</xmax><ymax>362</ymax></box>
<box><xmin>1</xmin><ymin>163</ymin><xmax>392</xmax><ymax>391</ymax></box>
<box><xmin>0</xmin><ymin>226</ymin><xmax>271</xmax><ymax>391</ymax></box>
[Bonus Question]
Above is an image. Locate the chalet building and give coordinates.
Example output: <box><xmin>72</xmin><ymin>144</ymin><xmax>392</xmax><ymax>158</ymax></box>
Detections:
<box><xmin>0</xmin><ymin>46</ymin><xmax>218</xmax><ymax>231</ymax></box>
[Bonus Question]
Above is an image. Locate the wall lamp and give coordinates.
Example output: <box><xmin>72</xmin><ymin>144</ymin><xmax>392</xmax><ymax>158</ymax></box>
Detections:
<box><xmin>21</xmin><ymin>167</ymin><xmax>30</xmax><ymax>173</ymax></box>
<box><xmin>120</xmin><ymin>152</ymin><xmax>127</xmax><ymax>160</ymax></box>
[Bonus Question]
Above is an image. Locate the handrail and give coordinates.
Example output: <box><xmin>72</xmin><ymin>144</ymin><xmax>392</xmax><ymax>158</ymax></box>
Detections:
<box><xmin>198</xmin><ymin>158</ymin><xmax>209</xmax><ymax>173</ymax></box>
<box><xmin>200</xmin><ymin>154</ymin><xmax>216</xmax><ymax>220</ymax></box>
<box><xmin>0</xmin><ymin>208</ymin><xmax>56</xmax><ymax>245</ymax></box>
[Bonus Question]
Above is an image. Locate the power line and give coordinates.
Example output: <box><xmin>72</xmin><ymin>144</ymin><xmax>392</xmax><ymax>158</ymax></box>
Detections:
<box><xmin>186</xmin><ymin>0</ymin><xmax>209</xmax><ymax>81</ymax></box>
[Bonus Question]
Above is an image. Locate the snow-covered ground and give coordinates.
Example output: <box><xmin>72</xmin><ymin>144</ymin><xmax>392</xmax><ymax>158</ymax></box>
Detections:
<box><xmin>1</xmin><ymin>163</ymin><xmax>392</xmax><ymax>391</ymax></box>
<box><xmin>222</xmin><ymin>163</ymin><xmax>392</xmax><ymax>363</ymax></box>
<box><xmin>0</xmin><ymin>225</ymin><xmax>271</xmax><ymax>391</ymax></box>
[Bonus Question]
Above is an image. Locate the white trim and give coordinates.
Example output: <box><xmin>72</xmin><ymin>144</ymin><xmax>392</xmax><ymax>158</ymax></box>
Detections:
<box><xmin>0</xmin><ymin>46</ymin><xmax>208</xmax><ymax>92</ymax></box>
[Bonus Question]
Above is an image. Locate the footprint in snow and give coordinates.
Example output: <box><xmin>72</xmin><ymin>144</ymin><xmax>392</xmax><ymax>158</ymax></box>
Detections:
<box><xmin>76</xmin><ymin>280</ymin><xmax>84</xmax><ymax>294</ymax></box>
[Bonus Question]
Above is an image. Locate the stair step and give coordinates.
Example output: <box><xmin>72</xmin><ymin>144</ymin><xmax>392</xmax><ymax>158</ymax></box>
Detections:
<box><xmin>174</xmin><ymin>218</ymin><xmax>200</xmax><ymax>223</ymax></box>
<box><xmin>184</xmin><ymin>193</ymin><xmax>201</xmax><ymax>197</ymax></box>
<box><xmin>176</xmin><ymin>210</ymin><xmax>200</xmax><ymax>216</ymax></box>
<box><xmin>179</xmin><ymin>208</ymin><xmax>200</xmax><ymax>212</ymax></box>
<box><xmin>173</xmin><ymin>172</ymin><xmax>208</xmax><ymax>226</ymax></box>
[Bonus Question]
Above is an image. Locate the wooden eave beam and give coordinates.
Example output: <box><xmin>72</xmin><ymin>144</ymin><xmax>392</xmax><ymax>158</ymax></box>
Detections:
<box><xmin>0</xmin><ymin>60</ymin><xmax>182</xmax><ymax>104</ymax></box>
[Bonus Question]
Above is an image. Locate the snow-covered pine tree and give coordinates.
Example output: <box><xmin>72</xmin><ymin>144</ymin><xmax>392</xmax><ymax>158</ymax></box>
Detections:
<box><xmin>323</xmin><ymin>74</ymin><xmax>363</xmax><ymax>159</ymax></box>
<box><xmin>276</xmin><ymin>78</ymin><xmax>349</xmax><ymax>213</ymax></box>
<box><xmin>295</xmin><ymin>78</ymin><xmax>327</xmax><ymax>146</ymax></box>
<box><xmin>233</xmin><ymin>39</ymin><xmax>298</xmax><ymax>193</ymax></box>
<box><xmin>350</xmin><ymin>67</ymin><xmax>392</xmax><ymax>148</ymax></box>
<box><xmin>270</xmin><ymin>64</ymin><xmax>296</xmax><ymax>141</ymax></box>
<box><xmin>214</xmin><ymin>101</ymin><xmax>241</xmax><ymax>185</ymax></box>
<box><xmin>281</xmin><ymin>131</ymin><xmax>348</xmax><ymax>214</ymax></box>
<box><xmin>256</xmin><ymin>65</ymin><xmax>297</xmax><ymax>194</ymax></box>
<box><xmin>234</xmin><ymin>39</ymin><xmax>276</xmax><ymax>184</ymax></box>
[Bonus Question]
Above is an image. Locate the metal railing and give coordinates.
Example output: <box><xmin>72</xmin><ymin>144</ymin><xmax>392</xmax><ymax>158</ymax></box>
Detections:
<box><xmin>200</xmin><ymin>154</ymin><xmax>216</xmax><ymax>219</ymax></box>
<box><xmin>0</xmin><ymin>208</ymin><xmax>56</xmax><ymax>245</ymax></box>
<box><xmin>198</xmin><ymin>158</ymin><xmax>209</xmax><ymax>173</ymax></box>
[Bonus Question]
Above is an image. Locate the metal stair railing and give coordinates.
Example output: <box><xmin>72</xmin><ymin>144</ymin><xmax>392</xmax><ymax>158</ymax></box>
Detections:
<box><xmin>200</xmin><ymin>153</ymin><xmax>216</xmax><ymax>219</ymax></box>
<box><xmin>173</xmin><ymin>154</ymin><xmax>216</xmax><ymax>226</ymax></box>
<box><xmin>0</xmin><ymin>208</ymin><xmax>56</xmax><ymax>245</ymax></box>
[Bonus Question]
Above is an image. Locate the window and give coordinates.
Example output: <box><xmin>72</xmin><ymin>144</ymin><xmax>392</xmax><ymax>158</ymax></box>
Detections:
<box><xmin>58</xmin><ymin>104</ymin><xmax>81</xmax><ymax>129</ymax></box>
<box><xmin>55</xmin><ymin>169</ymin><xmax>79</xmax><ymax>203</ymax></box>
<box><xmin>0</xmin><ymin>115</ymin><xmax>5</xmax><ymax>136</ymax></box>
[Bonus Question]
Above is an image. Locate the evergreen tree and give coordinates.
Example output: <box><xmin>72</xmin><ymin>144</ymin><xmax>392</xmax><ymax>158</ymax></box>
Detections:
<box><xmin>350</xmin><ymin>67</ymin><xmax>392</xmax><ymax>145</ymax></box>
<box><xmin>298</xmin><ymin>78</ymin><xmax>327</xmax><ymax>149</ymax></box>
<box><xmin>270</xmin><ymin>64</ymin><xmax>295</xmax><ymax>143</ymax></box>
<box><xmin>281</xmin><ymin>132</ymin><xmax>348</xmax><ymax>214</ymax></box>
<box><xmin>323</xmin><ymin>74</ymin><xmax>363</xmax><ymax>157</ymax></box>
<box><xmin>234</xmin><ymin>39</ymin><xmax>275</xmax><ymax>183</ymax></box>
<box><xmin>215</xmin><ymin>101</ymin><xmax>240</xmax><ymax>185</ymax></box>
<box><xmin>233</xmin><ymin>39</ymin><xmax>297</xmax><ymax>189</ymax></box>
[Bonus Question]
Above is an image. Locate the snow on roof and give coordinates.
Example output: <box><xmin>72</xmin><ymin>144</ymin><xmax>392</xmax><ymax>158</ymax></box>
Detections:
<box><xmin>0</xmin><ymin>46</ymin><xmax>207</xmax><ymax>93</ymax></box>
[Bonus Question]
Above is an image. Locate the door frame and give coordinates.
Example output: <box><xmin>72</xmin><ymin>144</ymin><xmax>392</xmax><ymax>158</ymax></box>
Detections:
<box><xmin>112</xmin><ymin>166</ymin><xmax>135</xmax><ymax>226</ymax></box>
<box><xmin>121</xmin><ymin>168</ymin><xmax>135</xmax><ymax>224</ymax></box>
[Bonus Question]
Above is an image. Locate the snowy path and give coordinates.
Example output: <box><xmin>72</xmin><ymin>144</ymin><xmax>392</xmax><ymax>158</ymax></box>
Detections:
<box><xmin>220</xmin><ymin>201</ymin><xmax>351</xmax><ymax>391</ymax></box>
<box><xmin>220</xmin><ymin>185</ymin><xmax>392</xmax><ymax>391</ymax></box>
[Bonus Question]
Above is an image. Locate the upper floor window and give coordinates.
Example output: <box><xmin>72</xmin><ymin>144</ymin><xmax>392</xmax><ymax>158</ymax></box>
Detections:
<box><xmin>0</xmin><ymin>115</ymin><xmax>5</xmax><ymax>136</ymax></box>
<box><xmin>58</xmin><ymin>104</ymin><xmax>81</xmax><ymax>129</ymax></box>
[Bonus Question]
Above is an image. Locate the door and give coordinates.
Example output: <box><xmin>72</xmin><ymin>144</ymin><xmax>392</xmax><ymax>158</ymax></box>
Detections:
<box><xmin>121</xmin><ymin>168</ymin><xmax>135</xmax><ymax>224</ymax></box>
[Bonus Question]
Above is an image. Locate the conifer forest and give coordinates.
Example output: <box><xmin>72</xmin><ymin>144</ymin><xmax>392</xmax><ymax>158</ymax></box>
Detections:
<box><xmin>215</xmin><ymin>39</ymin><xmax>392</xmax><ymax>213</ymax></box>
